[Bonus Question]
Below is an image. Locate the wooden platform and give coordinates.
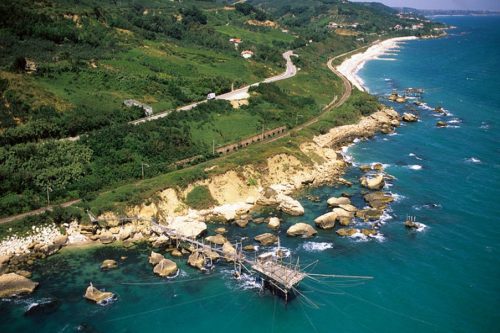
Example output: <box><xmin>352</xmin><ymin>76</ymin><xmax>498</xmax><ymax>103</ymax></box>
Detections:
<box><xmin>252</xmin><ymin>260</ymin><xmax>306</xmax><ymax>290</ymax></box>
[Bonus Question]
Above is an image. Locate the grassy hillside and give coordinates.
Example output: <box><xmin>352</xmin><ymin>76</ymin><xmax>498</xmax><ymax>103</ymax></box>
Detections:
<box><xmin>0</xmin><ymin>0</ymin><xmax>444</xmax><ymax>218</ymax></box>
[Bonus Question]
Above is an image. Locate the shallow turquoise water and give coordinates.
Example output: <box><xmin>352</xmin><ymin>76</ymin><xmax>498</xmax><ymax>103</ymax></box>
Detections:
<box><xmin>2</xmin><ymin>16</ymin><xmax>499</xmax><ymax>333</ymax></box>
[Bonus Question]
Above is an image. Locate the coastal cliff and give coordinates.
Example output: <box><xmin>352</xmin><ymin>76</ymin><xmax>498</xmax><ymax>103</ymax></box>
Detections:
<box><xmin>0</xmin><ymin>108</ymin><xmax>400</xmax><ymax>266</ymax></box>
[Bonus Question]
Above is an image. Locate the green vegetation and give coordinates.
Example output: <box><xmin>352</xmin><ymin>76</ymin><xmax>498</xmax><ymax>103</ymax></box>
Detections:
<box><xmin>0</xmin><ymin>0</ymin><xmax>444</xmax><ymax>218</ymax></box>
<box><xmin>185</xmin><ymin>185</ymin><xmax>217</xmax><ymax>210</ymax></box>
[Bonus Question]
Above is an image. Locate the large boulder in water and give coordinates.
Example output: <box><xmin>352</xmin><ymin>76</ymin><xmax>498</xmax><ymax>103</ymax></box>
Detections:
<box><xmin>254</xmin><ymin>233</ymin><xmax>278</xmax><ymax>246</ymax></box>
<box><xmin>267</xmin><ymin>217</ymin><xmax>280</xmax><ymax>230</ymax></box>
<box><xmin>187</xmin><ymin>251</ymin><xmax>205</xmax><ymax>270</ymax></box>
<box><xmin>327</xmin><ymin>196</ymin><xmax>351</xmax><ymax>207</ymax></box>
<box><xmin>0</xmin><ymin>273</ymin><xmax>38</xmax><ymax>297</ymax></box>
<box><xmin>402</xmin><ymin>113</ymin><xmax>418</xmax><ymax>122</ymax></box>
<box><xmin>287</xmin><ymin>223</ymin><xmax>317</xmax><ymax>238</ymax></box>
<box><xmin>277</xmin><ymin>194</ymin><xmax>305</xmax><ymax>216</ymax></box>
<box><xmin>84</xmin><ymin>283</ymin><xmax>115</xmax><ymax>304</ymax></box>
<box><xmin>153</xmin><ymin>259</ymin><xmax>178</xmax><ymax>277</ymax></box>
<box><xmin>360</xmin><ymin>174</ymin><xmax>385</xmax><ymax>190</ymax></box>
<box><xmin>314</xmin><ymin>212</ymin><xmax>337</xmax><ymax>229</ymax></box>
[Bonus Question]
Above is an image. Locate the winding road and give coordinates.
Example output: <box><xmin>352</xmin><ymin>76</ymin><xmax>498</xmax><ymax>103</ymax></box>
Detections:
<box><xmin>131</xmin><ymin>51</ymin><xmax>298</xmax><ymax>125</ymax></box>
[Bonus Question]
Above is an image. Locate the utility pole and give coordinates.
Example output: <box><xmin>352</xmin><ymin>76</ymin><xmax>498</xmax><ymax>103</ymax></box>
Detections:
<box><xmin>262</xmin><ymin>124</ymin><xmax>265</xmax><ymax>140</ymax></box>
<box><xmin>212</xmin><ymin>139</ymin><xmax>215</xmax><ymax>155</ymax></box>
<box><xmin>46</xmin><ymin>185</ymin><xmax>52</xmax><ymax>207</ymax></box>
<box><xmin>141</xmin><ymin>162</ymin><xmax>150</xmax><ymax>180</ymax></box>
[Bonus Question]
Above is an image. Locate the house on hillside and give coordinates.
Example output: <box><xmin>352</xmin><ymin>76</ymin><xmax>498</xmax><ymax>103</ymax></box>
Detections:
<box><xmin>241</xmin><ymin>50</ymin><xmax>254</xmax><ymax>59</ymax></box>
<box><xmin>327</xmin><ymin>22</ymin><xmax>339</xmax><ymax>29</ymax></box>
<box><xmin>229</xmin><ymin>38</ymin><xmax>242</xmax><ymax>44</ymax></box>
<box><xmin>123</xmin><ymin>99</ymin><xmax>153</xmax><ymax>116</ymax></box>
<box><xmin>393</xmin><ymin>24</ymin><xmax>403</xmax><ymax>31</ymax></box>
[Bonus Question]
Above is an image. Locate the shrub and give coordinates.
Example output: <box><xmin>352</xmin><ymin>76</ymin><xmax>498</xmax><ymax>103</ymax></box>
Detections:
<box><xmin>185</xmin><ymin>185</ymin><xmax>216</xmax><ymax>210</ymax></box>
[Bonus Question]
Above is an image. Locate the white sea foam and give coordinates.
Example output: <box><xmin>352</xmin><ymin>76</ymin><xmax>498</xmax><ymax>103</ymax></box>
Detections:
<box><xmin>448</xmin><ymin>118</ymin><xmax>462</xmax><ymax>124</ymax></box>
<box><xmin>465</xmin><ymin>157</ymin><xmax>481</xmax><ymax>164</ymax></box>
<box><xmin>406</xmin><ymin>164</ymin><xmax>422</xmax><ymax>170</ymax></box>
<box><xmin>480</xmin><ymin>122</ymin><xmax>490</xmax><ymax>129</ymax></box>
<box><xmin>418</xmin><ymin>102</ymin><xmax>434</xmax><ymax>111</ymax></box>
<box><xmin>409</xmin><ymin>153</ymin><xmax>423</xmax><ymax>160</ymax></box>
<box><xmin>390</xmin><ymin>192</ymin><xmax>406</xmax><ymax>202</ymax></box>
<box><xmin>301</xmin><ymin>242</ymin><xmax>334</xmax><ymax>252</ymax></box>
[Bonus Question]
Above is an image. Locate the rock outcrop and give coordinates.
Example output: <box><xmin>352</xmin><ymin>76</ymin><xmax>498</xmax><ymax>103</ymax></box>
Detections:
<box><xmin>287</xmin><ymin>223</ymin><xmax>317</xmax><ymax>238</ymax></box>
<box><xmin>360</xmin><ymin>173</ymin><xmax>385</xmax><ymax>190</ymax></box>
<box><xmin>84</xmin><ymin>283</ymin><xmax>115</xmax><ymax>304</ymax></box>
<box><xmin>402</xmin><ymin>113</ymin><xmax>418</xmax><ymax>122</ymax></box>
<box><xmin>0</xmin><ymin>273</ymin><xmax>38</xmax><ymax>297</ymax></box>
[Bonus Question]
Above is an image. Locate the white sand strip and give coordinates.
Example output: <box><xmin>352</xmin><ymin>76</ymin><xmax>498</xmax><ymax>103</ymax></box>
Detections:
<box><xmin>337</xmin><ymin>36</ymin><xmax>418</xmax><ymax>92</ymax></box>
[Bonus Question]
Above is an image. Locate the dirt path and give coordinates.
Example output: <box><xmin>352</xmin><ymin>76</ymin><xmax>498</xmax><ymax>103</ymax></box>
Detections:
<box><xmin>0</xmin><ymin>199</ymin><xmax>81</xmax><ymax>225</ymax></box>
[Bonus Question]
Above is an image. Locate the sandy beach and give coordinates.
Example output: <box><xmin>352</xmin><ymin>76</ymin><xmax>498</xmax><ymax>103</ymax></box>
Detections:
<box><xmin>337</xmin><ymin>36</ymin><xmax>418</xmax><ymax>92</ymax></box>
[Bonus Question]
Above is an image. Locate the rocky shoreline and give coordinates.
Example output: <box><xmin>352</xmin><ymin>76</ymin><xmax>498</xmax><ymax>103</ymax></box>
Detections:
<box><xmin>0</xmin><ymin>107</ymin><xmax>402</xmax><ymax>297</ymax></box>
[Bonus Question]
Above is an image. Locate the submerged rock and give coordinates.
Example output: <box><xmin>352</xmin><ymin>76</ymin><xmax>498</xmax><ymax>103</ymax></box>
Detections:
<box><xmin>24</xmin><ymin>298</ymin><xmax>61</xmax><ymax>316</ymax></box>
<box><xmin>361</xmin><ymin>229</ymin><xmax>378</xmax><ymax>237</ymax></box>
<box><xmin>0</xmin><ymin>273</ymin><xmax>38</xmax><ymax>298</ymax></box>
<box><xmin>84</xmin><ymin>283</ymin><xmax>115</xmax><ymax>305</ymax></box>
<box><xmin>100</xmin><ymin>259</ymin><xmax>118</xmax><ymax>270</ymax></box>
<box><xmin>153</xmin><ymin>259</ymin><xmax>178</xmax><ymax>277</ymax></box>
<box><xmin>171</xmin><ymin>249</ymin><xmax>183</xmax><ymax>257</ymax></box>
<box><xmin>287</xmin><ymin>223</ymin><xmax>317</xmax><ymax>238</ymax></box>
<box><xmin>254</xmin><ymin>233</ymin><xmax>278</xmax><ymax>246</ymax></box>
<box><xmin>436</xmin><ymin>121</ymin><xmax>447</xmax><ymax>128</ymax></box>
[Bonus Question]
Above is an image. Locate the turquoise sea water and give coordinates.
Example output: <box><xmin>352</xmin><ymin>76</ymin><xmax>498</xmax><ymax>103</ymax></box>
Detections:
<box><xmin>2</xmin><ymin>16</ymin><xmax>499</xmax><ymax>332</ymax></box>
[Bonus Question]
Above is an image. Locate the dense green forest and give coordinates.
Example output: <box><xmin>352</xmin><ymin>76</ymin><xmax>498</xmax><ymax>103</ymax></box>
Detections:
<box><xmin>0</xmin><ymin>0</ymin><xmax>444</xmax><ymax>217</ymax></box>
